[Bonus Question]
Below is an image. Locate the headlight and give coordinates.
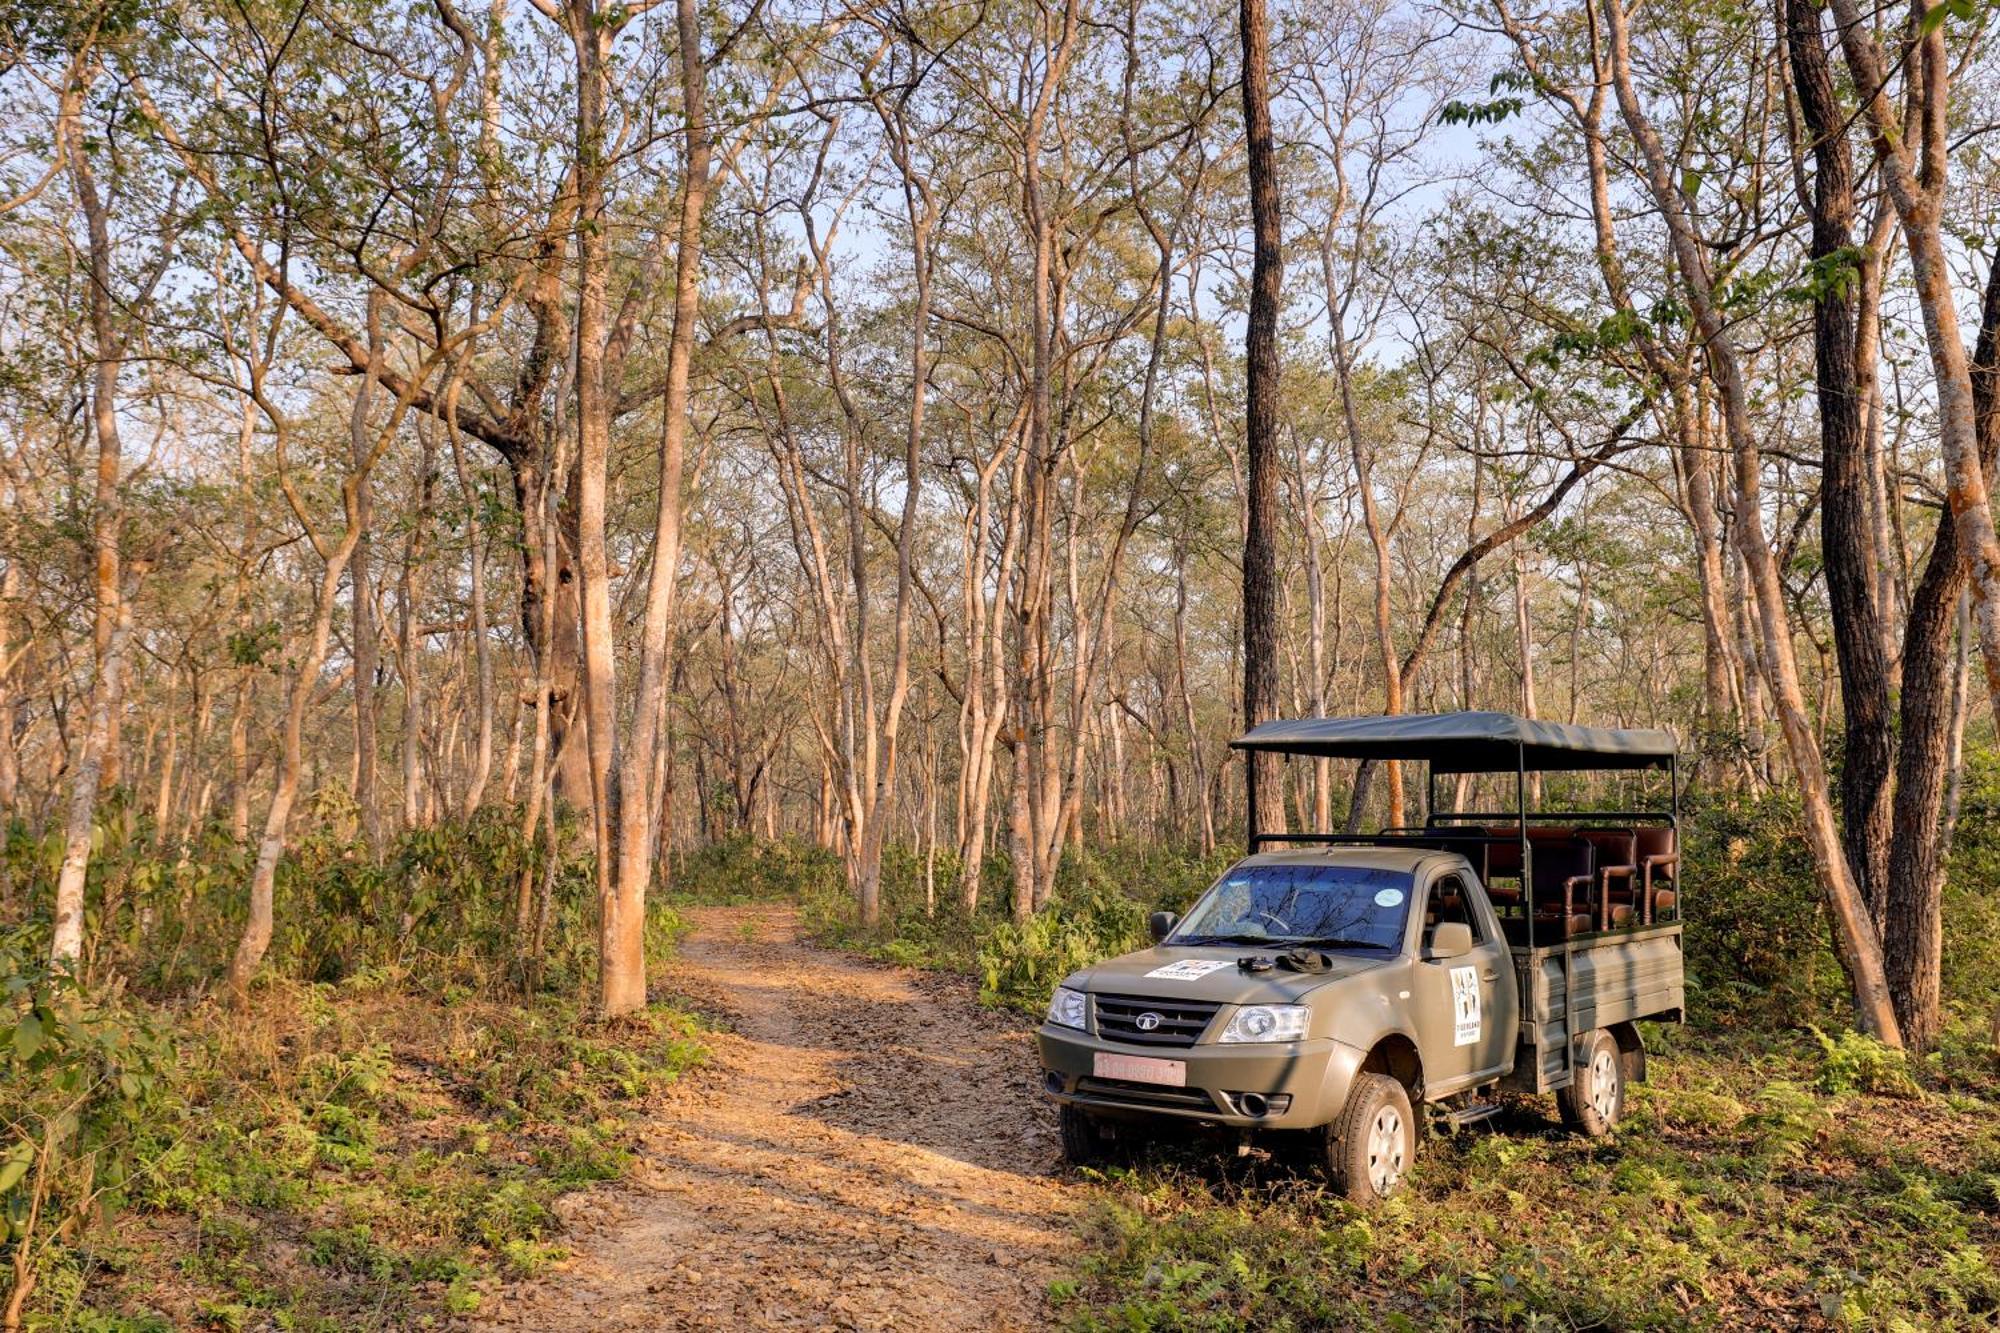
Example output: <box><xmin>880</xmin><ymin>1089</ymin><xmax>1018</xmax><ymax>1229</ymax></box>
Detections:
<box><xmin>1218</xmin><ymin>1004</ymin><xmax>1310</xmax><ymax>1043</ymax></box>
<box><xmin>1046</xmin><ymin>985</ymin><xmax>1088</xmax><ymax>1030</ymax></box>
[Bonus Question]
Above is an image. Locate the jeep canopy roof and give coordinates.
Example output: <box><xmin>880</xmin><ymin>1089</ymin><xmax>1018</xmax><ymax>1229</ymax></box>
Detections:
<box><xmin>1230</xmin><ymin>711</ymin><xmax>1677</xmax><ymax>773</ymax></box>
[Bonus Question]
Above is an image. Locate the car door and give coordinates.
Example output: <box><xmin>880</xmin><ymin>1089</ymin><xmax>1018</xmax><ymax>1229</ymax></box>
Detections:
<box><xmin>1414</xmin><ymin>871</ymin><xmax>1517</xmax><ymax>1089</ymax></box>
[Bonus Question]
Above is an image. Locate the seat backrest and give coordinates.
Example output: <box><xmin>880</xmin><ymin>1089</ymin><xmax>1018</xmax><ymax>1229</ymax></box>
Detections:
<box><xmin>1576</xmin><ymin>828</ymin><xmax>1636</xmax><ymax>869</ymax></box>
<box><xmin>1483</xmin><ymin>827</ymin><xmax>1523</xmax><ymax>878</ymax></box>
<box><xmin>1529</xmin><ymin>838</ymin><xmax>1593</xmax><ymax>911</ymax></box>
<box><xmin>1636</xmin><ymin>825</ymin><xmax>1676</xmax><ymax>868</ymax></box>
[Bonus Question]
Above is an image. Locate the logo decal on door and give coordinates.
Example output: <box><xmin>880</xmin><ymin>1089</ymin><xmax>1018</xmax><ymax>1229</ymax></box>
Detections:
<box><xmin>1450</xmin><ymin>965</ymin><xmax>1482</xmax><ymax>1047</ymax></box>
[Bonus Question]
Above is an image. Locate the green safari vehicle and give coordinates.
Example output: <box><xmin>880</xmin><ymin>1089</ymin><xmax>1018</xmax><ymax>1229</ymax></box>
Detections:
<box><xmin>1036</xmin><ymin>711</ymin><xmax>1685</xmax><ymax>1199</ymax></box>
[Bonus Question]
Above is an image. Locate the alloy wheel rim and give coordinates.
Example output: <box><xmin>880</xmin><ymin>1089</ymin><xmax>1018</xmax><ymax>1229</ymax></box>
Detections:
<box><xmin>1366</xmin><ymin>1106</ymin><xmax>1405</xmax><ymax>1193</ymax></box>
<box><xmin>1590</xmin><ymin>1047</ymin><xmax>1619</xmax><ymax>1121</ymax></box>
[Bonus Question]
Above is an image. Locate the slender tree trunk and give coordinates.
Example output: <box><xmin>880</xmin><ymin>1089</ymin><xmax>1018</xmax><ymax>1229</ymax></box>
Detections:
<box><xmin>0</xmin><ymin>561</ymin><xmax>18</xmax><ymax>827</ymax></box>
<box><xmin>1882</xmin><ymin>257</ymin><xmax>2000</xmax><ymax>1047</ymax></box>
<box><xmin>1605</xmin><ymin>0</ymin><xmax>1901</xmax><ymax>1044</ymax></box>
<box><xmin>350</xmin><ymin>295</ymin><xmax>385</xmax><ymax>856</ymax></box>
<box><xmin>50</xmin><ymin>122</ymin><xmax>128</xmax><ymax>968</ymax></box>
<box><xmin>399</xmin><ymin>419</ymin><xmax>438</xmax><ymax>829</ymax></box>
<box><xmin>1240</xmin><ymin>0</ymin><xmax>1286</xmax><ymax>848</ymax></box>
<box><xmin>1826</xmin><ymin>0</ymin><xmax>2000</xmax><ymax>724</ymax></box>
<box><xmin>1784</xmin><ymin>0</ymin><xmax>1893</xmax><ymax>921</ymax></box>
<box><xmin>602</xmin><ymin>0</ymin><xmax>709</xmax><ymax>1014</ymax></box>
<box><xmin>1008</xmin><ymin>0</ymin><xmax>1081</xmax><ymax>920</ymax></box>
<box><xmin>569</xmin><ymin>3</ymin><xmax>635</xmax><ymax>1016</ymax></box>
<box><xmin>448</xmin><ymin>381</ymin><xmax>497</xmax><ymax>815</ymax></box>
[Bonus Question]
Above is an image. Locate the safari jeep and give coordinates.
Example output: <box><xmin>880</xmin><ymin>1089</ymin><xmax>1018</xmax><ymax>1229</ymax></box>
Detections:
<box><xmin>1036</xmin><ymin>711</ymin><xmax>1686</xmax><ymax>1199</ymax></box>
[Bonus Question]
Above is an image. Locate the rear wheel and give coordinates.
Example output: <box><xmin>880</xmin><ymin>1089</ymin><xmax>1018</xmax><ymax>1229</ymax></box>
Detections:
<box><xmin>1058</xmin><ymin>1103</ymin><xmax>1114</xmax><ymax>1166</ymax></box>
<box><xmin>1558</xmin><ymin>1028</ymin><xmax>1625</xmax><ymax>1136</ymax></box>
<box><xmin>1317</xmin><ymin>1072</ymin><xmax>1416</xmax><ymax>1201</ymax></box>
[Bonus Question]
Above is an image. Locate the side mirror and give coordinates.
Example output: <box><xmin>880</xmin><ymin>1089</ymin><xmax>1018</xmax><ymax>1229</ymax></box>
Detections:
<box><xmin>1148</xmin><ymin>911</ymin><xmax>1178</xmax><ymax>944</ymax></box>
<box><xmin>1426</xmin><ymin>922</ymin><xmax>1474</xmax><ymax>961</ymax></box>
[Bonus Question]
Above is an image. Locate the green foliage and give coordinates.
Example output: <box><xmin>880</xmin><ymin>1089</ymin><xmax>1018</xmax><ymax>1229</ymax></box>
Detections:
<box><xmin>1439</xmin><ymin>69</ymin><xmax>1535</xmax><ymax>126</ymax></box>
<box><xmin>979</xmin><ymin>891</ymin><xmax>1149</xmax><ymax>1014</ymax></box>
<box><xmin>1942</xmin><ymin>749</ymin><xmax>2000</xmax><ymax>1024</ymax></box>
<box><xmin>273</xmin><ymin>803</ymin><xmax>599</xmax><ymax>996</ymax></box>
<box><xmin>791</xmin><ymin>838</ymin><xmax>1233</xmax><ymax>1009</ymax></box>
<box><xmin>0</xmin><ymin>936</ymin><xmax>176</xmax><ymax>1322</ymax></box>
<box><xmin>0</xmin><ymin>801</ymin><xmax>616</xmax><ymax>1001</ymax></box>
<box><xmin>70</xmin><ymin>984</ymin><xmax>706</xmax><ymax>1327</ymax></box>
<box><xmin>670</xmin><ymin>835</ymin><xmax>844</xmax><ymax>906</ymax></box>
<box><xmin>0</xmin><ymin>810</ymin><xmax>701</xmax><ymax>1326</ymax></box>
<box><xmin>1060</xmin><ymin>1030</ymin><xmax>2000</xmax><ymax>1330</ymax></box>
<box><xmin>1812</xmin><ymin>1027</ymin><xmax>1924</xmax><ymax>1099</ymax></box>
<box><xmin>1679</xmin><ymin>794</ymin><xmax>1846</xmax><ymax>1028</ymax></box>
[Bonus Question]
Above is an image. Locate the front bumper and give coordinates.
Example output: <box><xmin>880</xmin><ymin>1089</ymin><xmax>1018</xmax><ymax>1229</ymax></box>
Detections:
<box><xmin>1037</xmin><ymin>1024</ymin><xmax>1366</xmax><ymax>1130</ymax></box>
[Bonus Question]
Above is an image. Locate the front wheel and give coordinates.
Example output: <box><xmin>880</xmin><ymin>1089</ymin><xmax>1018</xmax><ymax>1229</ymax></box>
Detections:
<box><xmin>1058</xmin><ymin>1103</ymin><xmax>1114</xmax><ymax>1166</ymax></box>
<box><xmin>1317</xmin><ymin>1072</ymin><xmax>1416</xmax><ymax>1201</ymax></box>
<box><xmin>1558</xmin><ymin>1028</ymin><xmax>1625</xmax><ymax>1136</ymax></box>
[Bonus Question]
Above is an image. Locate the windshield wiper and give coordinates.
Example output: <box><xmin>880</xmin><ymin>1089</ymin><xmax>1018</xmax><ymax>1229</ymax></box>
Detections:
<box><xmin>1174</xmin><ymin>933</ymin><xmax>1274</xmax><ymax>947</ymax></box>
<box><xmin>1295</xmin><ymin>937</ymin><xmax>1383</xmax><ymax>950</ymax></box>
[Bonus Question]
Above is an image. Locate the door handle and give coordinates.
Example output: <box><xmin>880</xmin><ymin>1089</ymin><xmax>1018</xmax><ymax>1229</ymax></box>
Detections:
<box><xmin>1481</xmin><ymin>968</ymin><xmax>1498</xmax><ymax>982</ymax></box>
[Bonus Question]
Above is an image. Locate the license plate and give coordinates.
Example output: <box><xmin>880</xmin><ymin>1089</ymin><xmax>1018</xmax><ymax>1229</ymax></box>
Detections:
<box><xmin>1094</xmin><ymin>1052</ymin><xmax>1187</xmax><ymax>1086</ymax></box>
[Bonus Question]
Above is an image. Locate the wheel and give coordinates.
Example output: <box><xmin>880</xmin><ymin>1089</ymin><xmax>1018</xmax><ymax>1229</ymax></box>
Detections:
<box><xmin>1058</xmin><ymin>1103</ymin><xmax>1113</xmax><ymax>1166</ymax></box>
<box><xmin>1558</xmin><ymin>1028</ymin><xmax>1625</xmax><ymax>1136</ymax></box>
<box><xmin>1316</xmin><ymin>1072</ymin><xmax>1416</xmax><ymax>1201</ymax></box>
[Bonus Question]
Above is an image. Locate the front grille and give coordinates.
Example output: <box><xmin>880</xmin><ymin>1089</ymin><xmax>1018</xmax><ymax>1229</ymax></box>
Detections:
<box><xmin>1075</xmin><ymin>1076</ymin><xmax>1218</xmax><ymax>1113</ymax></box>
<box><xmin>1093</xmin><ymin>993</ymin><xmax>1222</xmax><ymax>1047</ymax></box>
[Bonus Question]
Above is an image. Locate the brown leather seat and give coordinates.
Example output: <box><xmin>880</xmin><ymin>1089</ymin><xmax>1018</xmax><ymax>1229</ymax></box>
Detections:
<box><xmin>1576</xmin><ymin>829</ymin><xmax>1638</xmax><ymax>930</ymax></box>
<box><xmin>1529</xmin><ymin>838</ymin><xmax>1595</xmax><ymax>935</ymax></box>
<box><xmin>1636</xmin><ymin>826</ymin><xmax>1678</xmax><ymax>923</ymax></box>
<box><xmin>1532</xmin><ymin>911</ymin><xmax>1595</xmax><ymax>939</ymax></box>
<box><xmin>1484</xmin><ymin>827</ymin><xmax>1524</xmax><ymax>880</ymax></box>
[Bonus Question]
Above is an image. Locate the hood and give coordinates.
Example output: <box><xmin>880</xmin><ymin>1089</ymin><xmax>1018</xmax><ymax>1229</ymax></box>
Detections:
<box><xmin>1068</xmin><ymin>944</ymin><xmax>1391</xmax><ymax>1005</ymax></box>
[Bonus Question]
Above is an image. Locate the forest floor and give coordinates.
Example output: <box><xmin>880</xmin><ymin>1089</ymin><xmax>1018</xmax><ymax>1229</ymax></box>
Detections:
<box><xmin>478</xmin><ymin>905</ymin><xmax>1082</xmax><ymax>1331</ymax></box>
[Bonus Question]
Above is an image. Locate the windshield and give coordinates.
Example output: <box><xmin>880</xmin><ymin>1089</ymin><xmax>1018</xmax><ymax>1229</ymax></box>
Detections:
<box><xmin>1170</xmin><ymin>862</ymin><xmax>1413</xmax><ymax>951</ymax></box>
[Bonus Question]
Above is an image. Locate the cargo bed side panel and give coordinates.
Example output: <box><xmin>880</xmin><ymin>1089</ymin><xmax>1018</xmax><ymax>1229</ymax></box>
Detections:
<box><xmin>1501</xmin><ymin>926</ymin><xmax>1684</xmax><ymax>1092</ymax></box>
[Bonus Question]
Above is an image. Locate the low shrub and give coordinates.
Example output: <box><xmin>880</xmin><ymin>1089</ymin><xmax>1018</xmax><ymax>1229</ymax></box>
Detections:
<box><xmin>1812</xmin><ymin>1026</ymin><xmax>1924</xmax><ymax>1099</ymax></box>
<box><xmin>977</xmin><ymin>890</ymin><xmax>1149</xmax><ymax>1013</ymax></box>
<box><xmin>0</xmin><ymin>935</ymin><xmax>175</xmax><ymax>1326</ymax></box>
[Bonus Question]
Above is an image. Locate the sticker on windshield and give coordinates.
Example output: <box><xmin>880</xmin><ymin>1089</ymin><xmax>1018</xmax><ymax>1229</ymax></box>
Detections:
<box><xmin>1374</xmin><ymin>888</ymin><xmax>1405</xmax><ymax>908</ymax></box>
<box><xmin>1144</xmin><ymin>959</ymin><xmax>1233</xmax><ymax>981</ymax></box>
<box><xmin>1451</xmin><ymin>965</ymin><xmax>1482</xmax><ymax>1047</ymax></box>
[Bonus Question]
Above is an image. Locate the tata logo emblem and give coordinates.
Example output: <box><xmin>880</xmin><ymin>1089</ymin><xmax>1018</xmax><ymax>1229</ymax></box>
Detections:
<box><xmin>1135</xmin><ymin>1012</ymin><xmax>1163</xmax><ymax>1032</ymax></box>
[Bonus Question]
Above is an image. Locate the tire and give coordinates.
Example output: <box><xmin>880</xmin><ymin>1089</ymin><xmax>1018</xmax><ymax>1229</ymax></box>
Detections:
<box><xmin>1058</xmin><ymin>1103</ymin><xmax>1113</xmax><ymax>1166</ymax></box>
<box><xmin>1316</xmin><ymin>1072</ymin><xmax>1416</xmax><ymax>1201</ymax></box>
<box><xmin>1558</xmin><ymin>1028</ymin><xmax>1625</xmax><ymax>1136</ymax></box>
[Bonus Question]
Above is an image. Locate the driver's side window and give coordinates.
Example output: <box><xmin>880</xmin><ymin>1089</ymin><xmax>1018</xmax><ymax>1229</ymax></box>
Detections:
<box><xmin>1423</xmin><ymin>875</ymin><xmax>1482</xmax><ymax>949</ymax></box>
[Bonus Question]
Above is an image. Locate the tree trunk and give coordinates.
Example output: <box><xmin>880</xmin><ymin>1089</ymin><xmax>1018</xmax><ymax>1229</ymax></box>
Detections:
<box><xmin>399</xmin><ymin>419</ymin><xmax>438</xmax><ymax>829</ymax></box>
<box><xmin>1826</xmin><ymin>0</ymin><xmax>2000</xmax><ymax>727</ymax></box>
<box><xmin>568</xmin><ymin>4</ymin><xmax>640</xmax><ymax>1017</ymax></box>
<box><xmin>50</xmin><ymin>120</ymin><xmax>127</xmax><ymax>969</ymax></box>
<box><xmin>350</xmin><ymin>294</ymin><xmax>385</xmax><ymax>856</ymax></box>
<box><xmin>1240</xmin><ymin>0</ymin><xmax>1286</xmax><ymax>848</ymax></box>
<box><xmin>1605</xmin><ymin>0</ymin><xmax>1901</xmax><ymax>1044</ymax></box>
<box><xmin>1882</xmin><ymin>255</ymin><xmax>2000</xmax><ymax>1047</ymax></box>
<box><xmin>1784</xmin><ymin>0</ymin><xmax>1893</xmax><ymax>921</ymax></box>
<box><xmin>448</xmin><ymin>381</ymin><xmax>497</xmax><ymax>815</ymax></box>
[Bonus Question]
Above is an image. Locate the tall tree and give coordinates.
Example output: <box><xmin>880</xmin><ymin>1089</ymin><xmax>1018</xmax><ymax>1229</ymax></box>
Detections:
<box><xmin>1239</xmin><ymin>0</ymin><xmax>1285</xmax><ymax>844</ymax></box>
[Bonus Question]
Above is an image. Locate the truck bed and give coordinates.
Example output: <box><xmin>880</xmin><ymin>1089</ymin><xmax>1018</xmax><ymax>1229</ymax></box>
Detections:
<box><xmin>1499</xmin><ymin>923</ymin><xmax>1685</xmax><ymax>1093</ymax></box>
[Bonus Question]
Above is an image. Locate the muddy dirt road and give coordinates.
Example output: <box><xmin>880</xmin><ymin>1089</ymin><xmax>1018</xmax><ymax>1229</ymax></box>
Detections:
<box><xmin>482</xmin><ymin>906</ymin><xmax>1082</xmax><ymax>1331</ymax></box>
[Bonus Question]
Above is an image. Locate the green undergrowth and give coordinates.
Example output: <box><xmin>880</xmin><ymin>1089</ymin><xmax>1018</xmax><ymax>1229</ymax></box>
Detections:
<box><xmin>787</xmin><ymin>839</ymin><xmax>1233</xmax><ymax>1004</ymax></box>
<box><xmin>2</xmin><ymin>806</ymin><xmax>706</xmax><ymax>1330</ymax></box>
<box><xmin>1056</xmin><ymin>1026</ymin><xmax>2000</xmax><ymax>1330</ymax></box>
<box><xmin>42</xmin><ymin>975</ymin><xmax>705</xmax><ymax>1331</ymax></box>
